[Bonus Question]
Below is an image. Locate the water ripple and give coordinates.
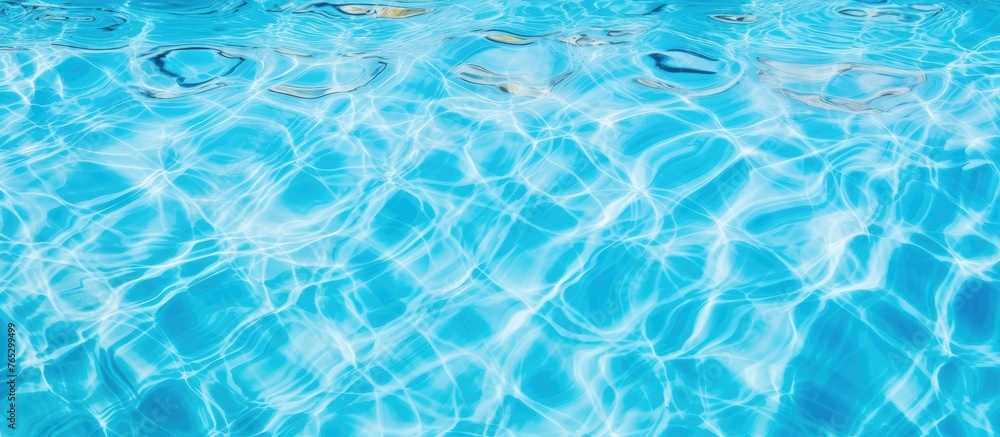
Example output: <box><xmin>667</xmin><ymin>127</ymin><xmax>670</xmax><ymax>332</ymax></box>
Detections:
<box><xmin>270</xmin><ymin>56</ymin><xmax>388</xmax><ymax>99</ymax></box>
<box><xmin>758</xmin><ymin>59</ymin><xmax>928</xmax><ymax>113</ymax></box>
<box><xmin>295</xmin><ymin>3</ymin><xmax>434</xmax><ymax>19</ymax></box>
<box><xmin>136</xmin><ymin>47</ymin><xmax>248</xmax><ymax>98</ymax></box>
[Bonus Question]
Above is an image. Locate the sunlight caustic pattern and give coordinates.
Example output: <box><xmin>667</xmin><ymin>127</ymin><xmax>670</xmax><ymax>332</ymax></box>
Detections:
<box><xmin>0</xmin><ymin>0</ymin><xmax>999</xmax><ymax>435</ymax></box>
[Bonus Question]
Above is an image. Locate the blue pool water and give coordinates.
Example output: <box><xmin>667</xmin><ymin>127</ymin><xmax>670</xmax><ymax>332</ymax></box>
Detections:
<box><xmin>1</xmin><ymin>0</ymin><xmax>999</xmax><ymax>435</ymax></box>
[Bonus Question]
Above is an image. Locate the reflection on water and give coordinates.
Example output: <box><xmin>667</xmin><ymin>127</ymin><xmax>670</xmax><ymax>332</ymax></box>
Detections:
<box><xmin>1</xmin><ymin>0</ymin><xmax>999</xmax><ymax>435</ymax></box>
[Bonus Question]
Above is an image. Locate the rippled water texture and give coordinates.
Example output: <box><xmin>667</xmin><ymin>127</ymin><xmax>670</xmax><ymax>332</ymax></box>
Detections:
<box><xmin>1</xmin><ymin>0</ymin><xmax>999</xmax><ymax>436</ymax></box>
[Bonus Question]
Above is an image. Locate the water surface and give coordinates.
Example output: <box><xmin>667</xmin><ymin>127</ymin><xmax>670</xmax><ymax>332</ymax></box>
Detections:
<box><xmin>1</xmin><ymin>0</ymin><xmax>999</xmax><ymax>435</ymax></box>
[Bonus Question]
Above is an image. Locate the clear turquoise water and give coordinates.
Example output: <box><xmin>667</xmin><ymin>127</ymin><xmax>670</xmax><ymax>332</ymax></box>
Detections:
<box><xmin>1</xmin><ymin>0</ymin><xmax>999</xmax><ymax>435</ymax></box>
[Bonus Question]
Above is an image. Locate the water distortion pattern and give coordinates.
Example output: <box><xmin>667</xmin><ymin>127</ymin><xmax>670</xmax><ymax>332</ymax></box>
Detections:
<box><xmin>0</xmin><ymin>0</ymin><xmax>999</xmax><ymax>436</ymax></box>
